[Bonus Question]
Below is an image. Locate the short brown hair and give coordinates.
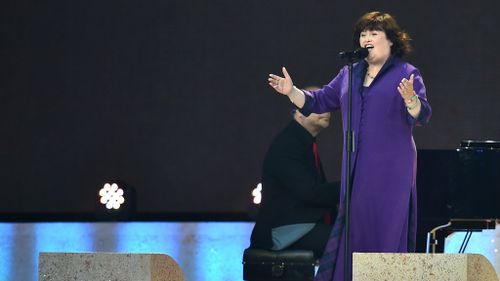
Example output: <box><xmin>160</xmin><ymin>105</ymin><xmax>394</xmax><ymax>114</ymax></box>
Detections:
<box><xmin>353</xmin><ymin>11</ymin><xmax>412</xmax><ymax>57</ymax></box>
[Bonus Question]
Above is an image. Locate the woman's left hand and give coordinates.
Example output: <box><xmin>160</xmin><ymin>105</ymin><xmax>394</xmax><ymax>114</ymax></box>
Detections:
<box><xmin>397</xmin><ymin>74</ymin><xmax>416</xmax><ymax>102</ymax></box>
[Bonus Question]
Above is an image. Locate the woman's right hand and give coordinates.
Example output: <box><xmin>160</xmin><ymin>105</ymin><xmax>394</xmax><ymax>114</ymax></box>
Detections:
<box><xmin>268</xmin><ymin>67</ymin><xmax>294</xmax><ymax>96</ymax></box>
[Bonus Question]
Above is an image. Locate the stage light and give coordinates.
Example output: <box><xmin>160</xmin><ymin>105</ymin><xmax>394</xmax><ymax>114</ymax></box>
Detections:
<box><xmin>99</xmin><ymin>183</ymin><xmax>125</xmax><ymax>210</ymax></box>
<box><xmin>247</xmin><ymin>182</ymin><xmax>262</xmax><ymax>221</ymax></box>
<box><xmin>252</xmin><ymin>183</ymin><xmax>262</xmax><ymax>204</ymax></box>
<box><xmin>95</xmin><ymin>181</ymin><xmax>136</xmax><ymax>221</ymax></box>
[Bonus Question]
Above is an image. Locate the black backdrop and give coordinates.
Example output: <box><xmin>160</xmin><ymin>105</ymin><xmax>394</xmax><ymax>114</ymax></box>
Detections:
<box><xmin>1</xmin><ymin>0</ymin><xmax>499</xmax><ymax>216</ymax></box>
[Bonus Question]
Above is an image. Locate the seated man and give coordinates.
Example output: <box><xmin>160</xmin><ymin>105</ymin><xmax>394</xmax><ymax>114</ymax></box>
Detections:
<box><xmin>250</xmin><ymin>109</ymin><xmax>340</xmax><ymax>259</ymax></box>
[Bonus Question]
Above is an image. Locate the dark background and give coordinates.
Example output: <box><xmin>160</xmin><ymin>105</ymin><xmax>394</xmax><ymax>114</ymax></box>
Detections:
<box><xmin>1</xmin><ymin>1</ymin><xmax>499</xmax><ymax>218</ymax></box>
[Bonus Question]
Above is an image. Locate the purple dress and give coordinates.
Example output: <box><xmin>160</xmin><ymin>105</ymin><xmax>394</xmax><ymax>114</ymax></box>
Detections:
<box><xmin>300</xmin><ymin>56</ymin><xmax>432</xmax><ymax>281</ymax></box>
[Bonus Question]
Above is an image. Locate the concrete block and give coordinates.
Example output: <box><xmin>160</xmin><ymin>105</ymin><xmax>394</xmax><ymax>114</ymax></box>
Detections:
<box><xmin>353</xmin><ymin>253</ymin><xmax>499</xmax><ymax>281</ymax></box>
<box><xmin>39</xmin><ymin>252</ymin><xmax>184</xmax><ymax>281</ymax></box>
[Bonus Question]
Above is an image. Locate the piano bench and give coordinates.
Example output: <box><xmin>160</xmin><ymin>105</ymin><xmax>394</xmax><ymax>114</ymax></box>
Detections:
<box><xmin>242</xmin><ymin>248</ymin><xmax>317</xmax><ymax>281</ymax></box>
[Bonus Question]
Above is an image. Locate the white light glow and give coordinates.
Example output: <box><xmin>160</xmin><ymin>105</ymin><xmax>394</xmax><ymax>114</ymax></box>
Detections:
<box><xmin>252</xmin><ymin>183</ymin><xmax>262</xmax><ymax>204</ymax></box>
<box><xmin>98</xmin><ymin>182</ymin><xmax>125</xmax><ymax>210</ymax></box>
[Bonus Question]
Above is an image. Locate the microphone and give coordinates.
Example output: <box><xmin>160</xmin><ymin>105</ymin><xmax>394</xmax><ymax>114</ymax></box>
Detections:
<box><xmin>338</xmin><ymin>47</ymin><xmax>372</xmax><ymax>61</ymax></box>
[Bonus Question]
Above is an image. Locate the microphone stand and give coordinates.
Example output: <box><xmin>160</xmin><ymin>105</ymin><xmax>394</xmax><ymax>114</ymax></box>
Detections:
<box><xmin>344</xmin><ymin>59</ymin><xmax>354</xmax><ymax>281</ymax></box>
<box><xmin>338</xmin><ymin>48</ymin><xmax>367</xmax><ymax>281</ymax></box>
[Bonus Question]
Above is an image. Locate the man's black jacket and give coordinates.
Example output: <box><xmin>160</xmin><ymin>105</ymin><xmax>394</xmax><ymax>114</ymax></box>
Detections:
<box><xmin>250</xmin><ymin>120</ymin><xmax>340</xmax><ymax>249</ymax></box>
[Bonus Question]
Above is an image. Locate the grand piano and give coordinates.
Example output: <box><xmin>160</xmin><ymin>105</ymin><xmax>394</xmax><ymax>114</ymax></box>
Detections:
<box><xmin>416</xmin><ymin>140</ymin><xmax>500</xmax><ymax>252</ymax></box>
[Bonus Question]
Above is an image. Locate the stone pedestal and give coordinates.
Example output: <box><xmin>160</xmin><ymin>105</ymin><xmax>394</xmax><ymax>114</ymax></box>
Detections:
<box><xmin>353</xmin><ymin>253</ymin><xmax>499</xmax><ymax>281</ymax></box>
<box><xmin>39</xmin><ymin>252</ymin><xmax>184</xmax><ymax>281</ymax></box>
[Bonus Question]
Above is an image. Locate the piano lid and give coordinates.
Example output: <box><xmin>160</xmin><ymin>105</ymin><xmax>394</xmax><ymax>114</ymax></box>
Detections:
<box><xmin>460</xmin><ymin>140</ymin><xmax>500</xmax><ymax>150</ymax></box>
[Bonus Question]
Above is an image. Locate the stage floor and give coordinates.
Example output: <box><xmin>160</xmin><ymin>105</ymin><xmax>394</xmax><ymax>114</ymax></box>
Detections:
<box><xmin>0</xmin><ymin>221</ymin><xmax>254</xmax><ymax>281</ymax></box>
<box><xmin>1</xmin><ymin>221</ymin><xmax>499</xmax><ymax>281</ymax></box>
